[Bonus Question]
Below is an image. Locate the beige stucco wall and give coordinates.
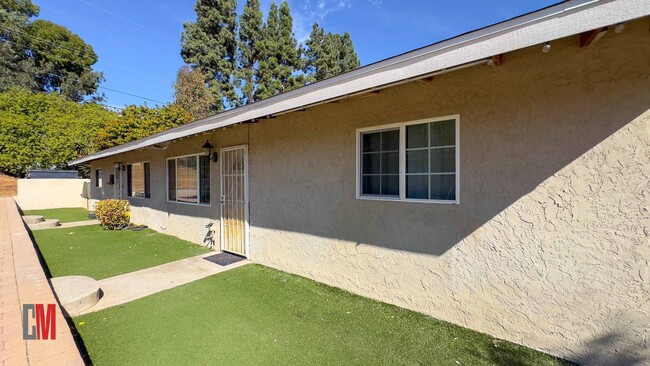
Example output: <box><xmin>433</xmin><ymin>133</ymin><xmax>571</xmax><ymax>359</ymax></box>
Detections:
<box><xmin>15</xmin><ymin>178</ymin><xmax>89</xmax><ymax>210</ymax></box>
<box><xmin>90</xmin><ymin>127</ymin><xmax>248</xmax><ymax>245</ymax></box>
<box><xmin>247</xmin><ymin>20</ymin><xmax>650</xmax><ymax>364</ymax></box>
<box><xmin>89</xmin><ymin>18</ymin><xmax>649</xmax><ymax>365</ymax></box>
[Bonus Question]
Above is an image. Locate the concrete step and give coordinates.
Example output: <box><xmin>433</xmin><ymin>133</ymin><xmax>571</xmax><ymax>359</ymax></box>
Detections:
<box><xmin>28</xmin><ymin>219</ymin><xmax>60</xmax><ymax>230</ymax></box>
<box><xmin>51</xmin><ymin>276</ymin><xmax>101</xmax><ymax>317</ymax></box>
<box><xmin>22</xmin><ymin>215</ymin><xmax>44</xmax><ymax>224</ymax></box>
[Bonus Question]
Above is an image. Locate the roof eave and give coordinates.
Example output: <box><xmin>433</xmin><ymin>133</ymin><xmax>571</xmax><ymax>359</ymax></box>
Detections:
<box><xmin>69</xmin><ymin>0</ymin><xmax>650</xmax><ymax>166</ymax></box>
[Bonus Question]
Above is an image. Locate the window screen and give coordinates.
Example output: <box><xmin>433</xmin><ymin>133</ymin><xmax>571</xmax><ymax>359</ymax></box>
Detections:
<box><xmin>361</xmin><ymin>129</ymin><xmax>399</xmax><ymax>197</ymax></box>
<box><xmin>167</xmin><ymin>155</ymin><xmax>210</xmax><ymax>205</ymax></box>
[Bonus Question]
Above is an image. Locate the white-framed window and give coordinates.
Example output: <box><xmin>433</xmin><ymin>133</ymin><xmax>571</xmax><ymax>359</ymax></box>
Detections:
<box><xmin>95</xmin><ymin>169</ymin><xmax>102</xmax><ymax>188</ymax></box>
<box><xmin>127</xmin><ymin>162</ymin><xmax>150</xmax><ymax>198</ymax></box>
<box><xmin>167</xmin><ymin>154</ymin><xmax>210</xmax><ymax>205</ymax></box>
<box><xmin>356</xmin><ymin>115</ymin><xmax>459</xmax><ymax>204</ymax></box>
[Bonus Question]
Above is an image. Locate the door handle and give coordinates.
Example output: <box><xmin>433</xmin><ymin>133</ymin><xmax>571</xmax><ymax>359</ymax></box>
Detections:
<box><xmin>220</xmin><ymin>195</ymin><xmax>225</xmax><ymax>204</ymax></box>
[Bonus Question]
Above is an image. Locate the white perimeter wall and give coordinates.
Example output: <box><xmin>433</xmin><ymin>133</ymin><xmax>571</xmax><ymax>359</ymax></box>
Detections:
<box><xmin>15</xmin><ymin>179</ymin><xmax>90</xmax><ymax>210</ymax></box>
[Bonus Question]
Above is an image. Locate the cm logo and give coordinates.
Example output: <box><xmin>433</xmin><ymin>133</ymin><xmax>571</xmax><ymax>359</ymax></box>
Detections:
<box><xmin>22</xmin><ymin>304</ymin><xmax>56</xmax><ymax>340</ymax></box>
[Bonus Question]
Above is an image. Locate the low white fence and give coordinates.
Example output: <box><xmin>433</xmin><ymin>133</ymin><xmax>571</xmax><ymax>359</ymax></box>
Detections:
<box><xmin>15</xmin><ymin>179</ymin><xmax>90</xmax><ymax>210</ymax></box>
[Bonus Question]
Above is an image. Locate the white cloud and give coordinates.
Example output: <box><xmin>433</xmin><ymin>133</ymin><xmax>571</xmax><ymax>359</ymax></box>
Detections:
<box><xmin>303</xmin><ymin>0</ymin><xmax>351</xmax><ymax>20</ymax></box>
<box><xmin>260</xmin><ymin>0</ymin><xmax>380</xmax><ymax>45</ymax></box>
<box><xmin>288</xmin><ymin>0</ymin><xmax>380</xmax><ymax>44</ymax></box>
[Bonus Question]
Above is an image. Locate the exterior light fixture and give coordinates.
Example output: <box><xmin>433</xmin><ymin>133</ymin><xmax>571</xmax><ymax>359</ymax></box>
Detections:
<box><xmin>542</xmin><ymin>42</ymin><xmax>552</xmax><ymax>53</ymax></box>
<box><xmin>614</xmin><ymin>23</ymin><xmax>625</xmax><ymax>33</ymax></box>
<box><xmin>202</xmin><ymin>140</ymin><xmax>218</xmax><ymax>162</ymax></box>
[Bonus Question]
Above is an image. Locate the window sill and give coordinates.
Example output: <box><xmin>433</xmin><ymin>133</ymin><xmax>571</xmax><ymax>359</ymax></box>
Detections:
<box><xmin>356</xmin><ymin>196</ymin><xmax>459</xmax><ymax>205</ymax></box>
<box><xmin>166</xmin><ymin>200</ymin><xmax>211</xmax><ymax>208</ymax></box>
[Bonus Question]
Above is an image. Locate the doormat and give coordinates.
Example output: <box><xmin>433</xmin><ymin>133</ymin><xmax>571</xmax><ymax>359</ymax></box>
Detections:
<box><xmin>203</xmin><ymin>252</ymin><xmax>245</xmax><ymax>266</ymax></box>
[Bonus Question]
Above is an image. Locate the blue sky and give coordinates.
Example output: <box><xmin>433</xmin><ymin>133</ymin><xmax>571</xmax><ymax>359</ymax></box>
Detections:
<box><xmin>36</xmin><ymin>0</ymin><xmax>559</xmax><ymax>108</ymax></box>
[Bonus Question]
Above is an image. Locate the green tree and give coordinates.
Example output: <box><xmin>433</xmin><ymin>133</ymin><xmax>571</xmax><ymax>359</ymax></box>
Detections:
<box><xmin>181</xmin><ymin>0</ymin><xmax>359</xmax><ymax>107</ymax></box>
<box><xmin>0</xmin><ymin>0</ymin><xmax>39</xmax><ymax>91</ymax></box>
<box><xmin>173</xmin><ymin>65</ymin><xmax>215</xmax><ymax>120</ymax></box>
<box><xmin>181</xmin><ymin>0</ymin><xmax>238</xmax><ymax>112</ymax></box>
<box><xmin>27</xmin><ymin>20</ymin><xmax>104</xmax><ymax>102</ymax></box>
<box><xmin>276</xmin><ymin>2</ymin><xmax>300</xmax><ymax>91</ymax></box>
<box><xmin>0</xmin><ymin>88</ymin><xmax>115</xmax><ymax>177</ymax></box>
<box><xmin>96</xmin><ymin>104</ymin><xmax>193</xmax><ymax>150</ymax></box>
<box><xmin>338</xmin><ymin>32</ymin><xmax>359</xmax><ymax>74</ymax></box>
<box><xmin>236</xmin><ymin>0</ymin><xmax>263</xmax><ymax>105</ymax></box>
<box><xmin>254</xmin><ymin>2</ymin><xmax>280</xmax><ymax>100</ymax></box>
<box><xmin>304</xmin><ymin>23</ymin><xmax>360</xmax><ymax>82</ymax></box>
<box><xmin>255</xmin><ymin>1</ymin><xmax>300</xmax><ymax>100</ymax></box>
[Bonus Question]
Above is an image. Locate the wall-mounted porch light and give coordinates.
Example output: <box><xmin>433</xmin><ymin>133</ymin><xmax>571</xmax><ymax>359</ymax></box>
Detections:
<box><xmin>202</xmin><ymin>140</ymin><xmax>218</xmax><ymax>162</ymax></box>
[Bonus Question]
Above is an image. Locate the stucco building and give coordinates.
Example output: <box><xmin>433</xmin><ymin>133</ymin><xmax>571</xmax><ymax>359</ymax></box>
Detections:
<box><xmin>71</xmin><ymin>1</ymin><xmax>650</xmax><ymax>364</ymax></box>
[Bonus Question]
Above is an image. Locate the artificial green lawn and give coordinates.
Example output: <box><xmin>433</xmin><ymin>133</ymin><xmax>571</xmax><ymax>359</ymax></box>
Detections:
<box><xmin>32</xmin><ymin>225</ymin><xmax>210</xmax><ymax>280</ymax></box>
<box><xmin>74</xmin><ymin>265</ymin><xmax>573</xmax><ymax>366</ymax></box>
<box><xmin>24</xmin><ymin>207</ymin><xmax>91</xmax><ymax>223</ymax></box>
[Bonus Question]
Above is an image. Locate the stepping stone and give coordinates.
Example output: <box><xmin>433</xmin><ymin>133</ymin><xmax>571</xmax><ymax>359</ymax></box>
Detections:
<box><xmin>28</xmin><ymin>219</ymin><xmax>60</xmax><ymax>230</ymax></box>
<box><xmin>51</xmin><ymin>276</ymin><xmax>101</xmax><ymax>317</ymax></box>
<box><xmin>22</xmin><ymin>215</ymin><xmax>44</xmax><ymax>224</ymax></box>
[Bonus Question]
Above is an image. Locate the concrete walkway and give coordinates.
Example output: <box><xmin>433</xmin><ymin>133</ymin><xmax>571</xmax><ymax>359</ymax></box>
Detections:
<box><xmin>79</xmin><ymin>253</ymin><xmax>249</xmax><ymax>315</ymax></box>
<box><xmin>31</xmin><ymin>220</ymin><xmax>99</xmax><ymax>231</ymax></box>
<box><xmin>0</xmin><ymin>198</ymin><xmax>83</xmax><ymax>366</ymax></box>
<box><xmin>56</xmin><ymin>220</ymin><xmax>99</xmax><ymax>229</ymax></box>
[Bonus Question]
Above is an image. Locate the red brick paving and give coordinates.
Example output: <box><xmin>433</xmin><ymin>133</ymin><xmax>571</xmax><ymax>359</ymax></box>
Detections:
<box><xmin>0</xmin><ymin>198</ymin><xmax>83</xmax><ymax>366</ymax></box>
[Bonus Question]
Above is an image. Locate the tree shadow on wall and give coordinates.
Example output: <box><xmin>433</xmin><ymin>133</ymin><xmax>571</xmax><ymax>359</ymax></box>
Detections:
<box><xmin>252</xmin><ymin>91</ymin><xmax>650</xmax><ymax>257</ymax></box>
<box><xmin>571</xmin><ymin>332</ymin><xmax>648</xmax><ymax>366</ymax></box>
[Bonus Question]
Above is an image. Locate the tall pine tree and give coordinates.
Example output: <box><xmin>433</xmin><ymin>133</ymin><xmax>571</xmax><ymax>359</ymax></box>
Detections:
<box><xmin>338</xmin><ymin>32</ymin><xmax>359</xmax><ymax>74</ymax></box>
<box><xmin>276</xmin><ymin>2</ymin><xmax>299</xmax><ymax>91</ymax></box>
<box><xmin>304</xmin><ymin>23</ymin><xmax>360</xmax><ymax>82</ymax></box>
<box><xmin>255</xmin><ymin>2</ymin><xmax>280</xmax><ymax>100</ymax></box>
<box><xmin>255</xmin><ymin>1</ymin><xmax>299</xmax><ymax>100</ymax></box>
<box><xmin>236</xmin><ymin>0</ymin><xmax>263</xmax><ymax>105</ymax></box>
<box><xmin>183</xmin><ymin>0</ymin><xmax>360</xmax><ymax>107</ymax></box>
<box><xmin>181</xmin><ymin>0</ymin><xmax>239</xmax><ymax>112</ymax></box>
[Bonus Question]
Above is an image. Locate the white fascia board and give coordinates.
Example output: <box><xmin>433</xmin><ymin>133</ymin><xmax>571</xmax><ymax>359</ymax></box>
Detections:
<box><xmin>70</xmin><ymin>0</ymin><xmax>650</xmax><ymax>165</ymax></box>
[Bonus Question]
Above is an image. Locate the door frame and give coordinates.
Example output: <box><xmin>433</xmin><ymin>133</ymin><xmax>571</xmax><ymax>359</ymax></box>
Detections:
<box><xmin>114</xmin><ymin>164</ymin><xmax>124</xmax><ymax>199</ymax></box>
<box><xmin>219</xmin><ymin>144</ymin><xmax>250</xmax><ymax>257</ymax></box>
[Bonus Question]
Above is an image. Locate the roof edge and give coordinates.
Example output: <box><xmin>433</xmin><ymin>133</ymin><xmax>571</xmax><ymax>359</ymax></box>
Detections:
<box><xmin>70</xmin><ymin>0</ymin><xmax>649</xmax><ymax>165</ymax></box>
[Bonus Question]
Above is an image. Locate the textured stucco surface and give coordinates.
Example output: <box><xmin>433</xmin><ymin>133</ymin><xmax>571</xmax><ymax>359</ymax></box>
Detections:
<box><xmin>89</xmin><ymin>18</ymin><xmax>650</xmax><ymax>365</ymax></box>
<box><xmin>90</xmin><ymin>127</ymin><xmax>248</xmax><ymax>244</ymax></box>
<box><xmin>247</xmin><ymin>20</ymin><xmax>650</xmax><ymax>364</ymax></box>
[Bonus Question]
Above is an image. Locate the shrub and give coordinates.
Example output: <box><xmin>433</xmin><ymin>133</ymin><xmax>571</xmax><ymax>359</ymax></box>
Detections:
<box><xmin>94</xmin><ymin>199</ymin><xmax>130</xmax><ymax>230</ymax></box>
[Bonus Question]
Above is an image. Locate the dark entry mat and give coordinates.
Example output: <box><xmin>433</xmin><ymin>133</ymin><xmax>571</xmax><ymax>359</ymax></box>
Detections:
<box><xmin>203</xmin><ymin>252</ymin><xmax>245</xmax><ymax>266</ymax></box>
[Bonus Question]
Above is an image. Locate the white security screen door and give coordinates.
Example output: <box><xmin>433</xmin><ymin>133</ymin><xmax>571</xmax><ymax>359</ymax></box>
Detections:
<box><xmin>220</xmin><ymin>145</ymin><xmax>249</xmax><ymax>257</ymax></box>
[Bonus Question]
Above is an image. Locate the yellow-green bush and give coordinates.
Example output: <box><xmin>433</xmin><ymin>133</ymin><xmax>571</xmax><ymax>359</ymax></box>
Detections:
<box><xmin>94</xmin><ymin>199</ymin><xmax>130</xmax><ymax>230</ymax></box>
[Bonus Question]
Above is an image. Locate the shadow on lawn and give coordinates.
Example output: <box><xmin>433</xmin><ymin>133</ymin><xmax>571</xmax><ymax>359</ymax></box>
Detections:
<box><xmin>463</xmin><ymin>328</ymin><xmax>648</xmax><ymax>366</ymax></box>
<box><xmin>465</xmin><ymin>343</ymin><xmax>576</xmax><ymax>366</ymax></box>
<box><xmin>25</xmin><ymin>224</ymin><xmax>93</xmax><ymax>366</ymax></box>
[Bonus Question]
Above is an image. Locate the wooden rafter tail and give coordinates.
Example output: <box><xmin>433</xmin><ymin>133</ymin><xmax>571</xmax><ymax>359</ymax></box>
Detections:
<box><xmin>580</xmin><ymin>27</ymin><xmax>608</xmax><ymax>47</ymax></box>
<box><xmin>490</xmin><ymin>54</ymin><xmax>504</xmax><ymax>66</ymax></box>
